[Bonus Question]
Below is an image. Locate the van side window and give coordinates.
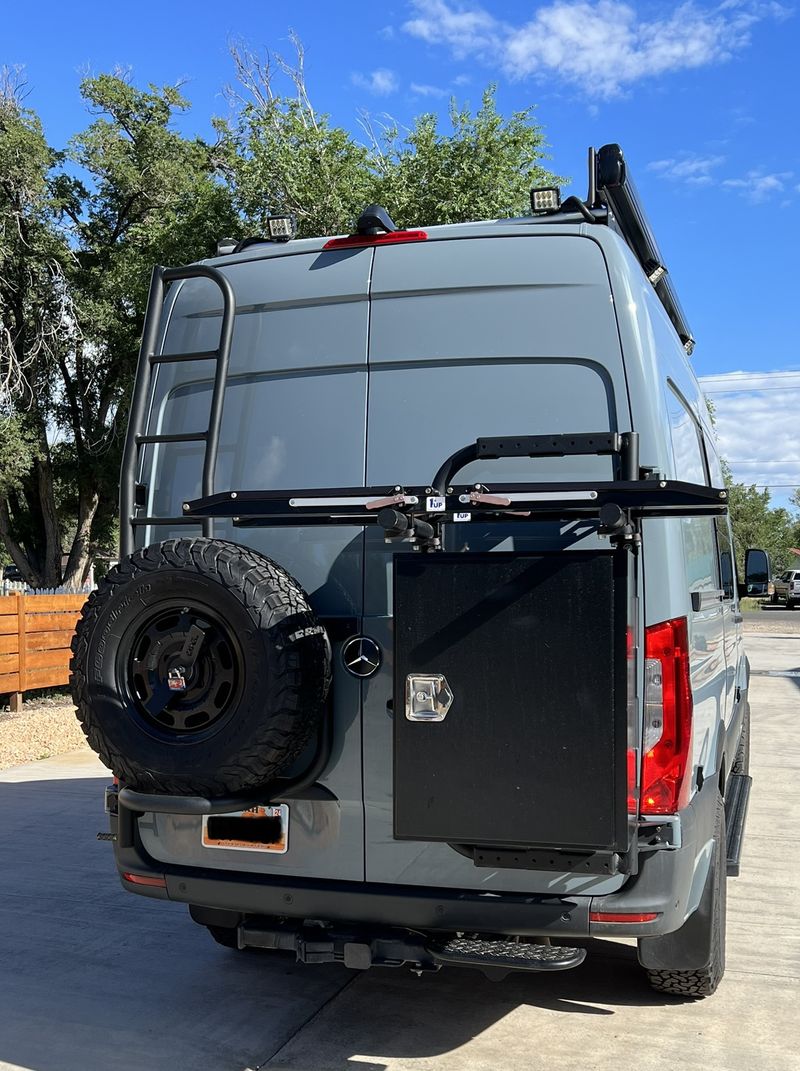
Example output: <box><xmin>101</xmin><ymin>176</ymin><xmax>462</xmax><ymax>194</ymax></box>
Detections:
<box><xmin>704</xmin><ymin>434</ymin><xmax>725</xmax><ymax>488</ymax></box>
<box><xmin>682</xmin><ymin>517</ymin><xmax>719</xmax><ymax>596</ymax></box>
<box><xmin>667</xmin><ymin>384</ymin><xmax>707</xmax><ymax>485</ymax></box>
<box><xmin>715</xmin><ymin>517</ymin><xmax>737</xmax><ymax>600</ymax></box>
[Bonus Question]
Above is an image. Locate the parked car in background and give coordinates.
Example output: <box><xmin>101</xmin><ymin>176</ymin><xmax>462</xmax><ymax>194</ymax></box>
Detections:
<box><xmin>772</xmin><ymin>569</ymin><xmax>800</xmax><ymax>608</ymax></box>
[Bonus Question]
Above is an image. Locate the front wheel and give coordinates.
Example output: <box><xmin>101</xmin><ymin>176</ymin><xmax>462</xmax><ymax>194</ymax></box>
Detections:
<box><xmin>638</xmin><ymin>794</ymin><xmax>727</xmax><ymax>997</ymax></box>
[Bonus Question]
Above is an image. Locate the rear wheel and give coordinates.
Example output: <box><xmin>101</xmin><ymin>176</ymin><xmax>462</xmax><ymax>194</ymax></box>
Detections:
<box><xmin>639</xmin><ymin>794</ymin><xmax>727</xmax><ymax>997</ymax></box>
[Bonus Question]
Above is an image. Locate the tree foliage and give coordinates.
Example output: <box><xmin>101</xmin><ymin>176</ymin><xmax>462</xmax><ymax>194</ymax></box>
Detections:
<box><xmin>0</xmin><ymin>70</ymin><xmax>237</xmax><ymax>587</ymax></box>
<box><xmin>720</xmin><ymin>461</ymin><xmax>800</xmax><ymax>577</ymax></box>
<box><xmin>0</xmin><ymin>42</ymin><xmax>566</xmax><ymax>587</ymax></box>
<box><xmin>215</xmin><ymin>39</ymin><xmax>563</xmax><ymax>235</ymax></box>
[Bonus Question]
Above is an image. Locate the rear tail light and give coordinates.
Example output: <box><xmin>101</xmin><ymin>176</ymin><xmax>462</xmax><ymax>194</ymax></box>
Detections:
<box><xmin>640</xmin><ymin>616</ymin><xmax>693</xmax><ymax>815</ymax></box>
<box><xmin>322</xmin><ymin>230</ymin><xmax>427</xmax><ymax>250</ymax></box>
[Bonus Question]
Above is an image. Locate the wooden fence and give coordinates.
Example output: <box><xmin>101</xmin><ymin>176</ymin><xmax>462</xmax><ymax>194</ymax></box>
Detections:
<box><xmin>0</xmin><ymin>593</ymin><xmax>86</xmax><ymax>712</ymax></box>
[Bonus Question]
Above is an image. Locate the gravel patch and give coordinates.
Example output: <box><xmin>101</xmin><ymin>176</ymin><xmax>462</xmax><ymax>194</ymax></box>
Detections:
<box><xmin>743</xmin><ymin>621</ymin><xmax>800</xmax><ymax>634</ymax></box>
<box><xmin>0</xmin><ymin>693</ymin><xmax>89</xmax><ymax>771</ymax></box>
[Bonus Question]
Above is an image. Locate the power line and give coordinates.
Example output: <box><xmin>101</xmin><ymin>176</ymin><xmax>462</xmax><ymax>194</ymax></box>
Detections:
<box><xmin>701</xmin><ymin>370</ymin><xmax>800</xmax><ymax>382</ymax></box>
<box><xmin>702</xmin><ymin>389</ymin><xmax>800</xmax><ymax>398</ymax></box>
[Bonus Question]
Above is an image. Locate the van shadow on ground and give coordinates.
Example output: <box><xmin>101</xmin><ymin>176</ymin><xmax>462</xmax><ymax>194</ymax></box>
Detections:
<box><xmin>264</xmin><ymin>938</ymin><xmax>687</xmax><ymax>1071</ymax></box>
<box><xmin>0</xmin><ymin>774</ymin><xmax>683</xmax><ymax>1071</ymax></box>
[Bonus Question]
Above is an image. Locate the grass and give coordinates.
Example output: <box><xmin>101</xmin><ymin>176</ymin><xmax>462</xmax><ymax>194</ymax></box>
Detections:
<box><xmin>740</xmin><ymin>597</ymin><xmax>769</xmax><ymax>611</ymax></box>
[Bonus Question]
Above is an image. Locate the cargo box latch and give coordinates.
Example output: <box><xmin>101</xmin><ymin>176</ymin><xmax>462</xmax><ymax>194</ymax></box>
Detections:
<box><xmin>405</xmin><ymin>674</ymin><xmax>454</xmax><ymax>722</ymax></box>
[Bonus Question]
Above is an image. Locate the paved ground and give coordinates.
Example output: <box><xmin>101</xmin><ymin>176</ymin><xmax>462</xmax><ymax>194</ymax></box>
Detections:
<box><xmin>0</xmin><ymin>627</ymin><xmax>797</xmax><ymax>1071</ymax></box>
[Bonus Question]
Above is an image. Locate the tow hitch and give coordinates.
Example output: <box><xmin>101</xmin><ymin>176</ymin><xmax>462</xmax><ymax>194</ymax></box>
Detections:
<box><xmin>236</xmin><ymin>921</ymin><xmax>586</xmax><ymax>973</ymax></box>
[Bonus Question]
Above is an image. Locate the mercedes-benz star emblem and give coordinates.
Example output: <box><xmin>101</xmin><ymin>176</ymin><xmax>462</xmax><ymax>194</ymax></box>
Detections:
<box><xmin>342</xmin><ymin>636</ymin><xmax>382</xmax><ymax>679</ymax></box>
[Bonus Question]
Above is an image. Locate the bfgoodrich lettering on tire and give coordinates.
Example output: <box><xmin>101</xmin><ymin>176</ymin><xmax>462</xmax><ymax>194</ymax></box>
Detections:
<box><xmin>70</xmin><ymin>538</ymin><xmax>331</xmax><ymax>797</ymax></box>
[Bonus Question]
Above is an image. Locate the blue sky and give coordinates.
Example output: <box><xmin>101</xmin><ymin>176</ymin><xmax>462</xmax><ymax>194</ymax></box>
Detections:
<box><xmin>4</xmin><ymin>0</ymin><xmax>799</xmax><ymax>501</ymax></box>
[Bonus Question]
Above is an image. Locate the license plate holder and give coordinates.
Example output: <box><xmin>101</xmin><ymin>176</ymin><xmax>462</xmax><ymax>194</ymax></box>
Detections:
<box><xmin>201</xmin><ymin>804</ymin><xmax>289</xmax><ymax>853</ymax></box>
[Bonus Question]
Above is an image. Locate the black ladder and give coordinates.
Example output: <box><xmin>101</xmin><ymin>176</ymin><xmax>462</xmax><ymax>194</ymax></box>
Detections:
<box><xmin>120</xmin><ymin>265</ymin><xmax>236</xmax><ymax>558</ymax></box>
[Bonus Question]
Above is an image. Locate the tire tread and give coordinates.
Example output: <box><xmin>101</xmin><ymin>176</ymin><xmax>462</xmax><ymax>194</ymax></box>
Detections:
<box><xmin>70</xmin><ymin>537</ymin><xmax>330</xmax><ymax>796</ymax></box>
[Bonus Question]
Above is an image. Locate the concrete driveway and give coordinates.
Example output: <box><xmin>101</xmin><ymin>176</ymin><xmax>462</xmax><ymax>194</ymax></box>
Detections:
<box><xmin>0</xmin><ymin>629</ymin><xmax>797</xmax><ymax>1071</ymax></box>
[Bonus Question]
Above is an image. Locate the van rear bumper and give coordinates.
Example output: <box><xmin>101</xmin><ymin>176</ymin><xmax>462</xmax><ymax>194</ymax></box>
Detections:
<box><xmin>115</xmin><ymin>776</ymin><xmax>718</xmax><ymax>941</ymax></box>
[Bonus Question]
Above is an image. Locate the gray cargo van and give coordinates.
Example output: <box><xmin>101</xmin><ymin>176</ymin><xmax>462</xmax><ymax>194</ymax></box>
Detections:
<box><xmin>73</xmin><ymin>144</ymin><xmax>764</xmax><ymax>996</ymax></box>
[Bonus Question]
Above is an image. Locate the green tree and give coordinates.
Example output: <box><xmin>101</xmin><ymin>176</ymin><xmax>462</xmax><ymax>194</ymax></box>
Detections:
<box><xmin>1</xmin><ymin>42</ymin><xmax>564</xmax><ymax>586</ymax></box>
<box><xmin>0</xmin><ymin>69</ymin><xmax>74</xmax><ymax>586</ymax></box>
<box><xmin>213</xmin><ymin>39</ymin><xmax>374</xmax><ymax>236</ymax></box>
<box><xmin>215</xmin><ymin>39</ymin><xmax>564</xmax><ymax>235</ymax></box>
<box><xmin>0</xmin><ymin>71</ymin><xmax>237</xmax><ymax>587</ymax></box>
<box><xmin>723</xmin><ymin>462</ymin><xmax>798</xmax><ymax>576</ymax></box>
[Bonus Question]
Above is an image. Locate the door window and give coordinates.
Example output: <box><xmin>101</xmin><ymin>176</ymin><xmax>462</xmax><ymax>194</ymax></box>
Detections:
<box><xmin>715</xmin><ymin>517</ymin><xmax>737</xmax><ymax>601</ymax></box>
<box><xmin>667</xmin><ymin>383</ymin><xmax>707</xmax><ymax>485</ymax></box>
<box><xmin>683</xmin><ymin>517</ymin><xmax>720</xmax><ymax>596</ymax></box>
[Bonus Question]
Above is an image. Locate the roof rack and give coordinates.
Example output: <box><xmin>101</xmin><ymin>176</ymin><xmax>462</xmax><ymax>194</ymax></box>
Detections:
<box><xmin>532</xmin><ymin>144</ymin><xmax>695</xmax><ymax>356</ymax></box>
<box><xmin>592</xmin><ymin>144</ymin><xmax>695</xmax><ymax>356</ymax></box>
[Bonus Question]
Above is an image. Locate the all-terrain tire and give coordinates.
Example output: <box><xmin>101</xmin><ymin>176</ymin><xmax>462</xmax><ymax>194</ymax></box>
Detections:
<box><xmin>642</xmin><ymin>795</ymin><xmax>726</xmax><ymax>998</ymax></box>
<box><xmin>70</xmin><ymin>538</ymin><xmax>331</xmax><ymax>796</ymax></box>
<box><xmin>731</xmin><ymin>702</ymin><xmax>750</xmax><ymax>777</ymax></box>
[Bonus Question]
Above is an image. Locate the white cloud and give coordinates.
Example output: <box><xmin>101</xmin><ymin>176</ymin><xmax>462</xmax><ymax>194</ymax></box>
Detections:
<box><xmin>402</xmin><ymin>1</ymin><xmax>790</xmax><ymax>97</ymax></box>
<box><xmin>648</xmin><ymin>154</ymin><xmax>726</xmax><ymax>185</ymax></box>
<box><xmin>700</xmin><ymin>370</ymin><xmax>800</xmax><ymax>500</ymax></box>
<box><xmin>404</xmin><ymin>0</ymin><xmax>501</xmax><ymax>55</ymax></box>
<box><xmin>351</xmin><ymin>68</ymin><xmax>399</xmax><ymax>95</ymax></box>
<box><xmin>722</xmin><ymin>170</ymin><xmax>794</xmax><ymax>201</ymax></box>
<box><xmin>410</xmin><ymin>81</ymin><xmax>449</xmax><ymax>96</ymax></box>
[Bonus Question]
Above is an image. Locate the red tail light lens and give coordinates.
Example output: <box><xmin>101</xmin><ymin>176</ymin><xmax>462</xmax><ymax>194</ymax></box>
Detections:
<box><xmin>122</xmin><ymin>872</ymin><xmax>167</xmax><ymax>888</ymax></box>
<box><xmin>626</xmin><ymin>747</ymin><xmax>637</xmax><ymax>813</ymax></box>
<box><xmin>640</xmin><ymin>616</ymin><xmax>693</xmax><ymax>815</ymax></box>
<box><xmin>590</xmin><ymin>911</ymin><xmax>660</xmax><ymax>923</ymax></box>
<box><xmin>322</xmin><ymin>230</ymin><xmax>428</xmax><ymax>250</ymax></box>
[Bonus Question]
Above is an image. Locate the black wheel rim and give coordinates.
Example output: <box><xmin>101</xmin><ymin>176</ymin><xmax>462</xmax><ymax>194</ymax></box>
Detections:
<box><xmin>120</xmin><ymin>602</ymin><xmax>244</xmax><ymax>739</ymax></box>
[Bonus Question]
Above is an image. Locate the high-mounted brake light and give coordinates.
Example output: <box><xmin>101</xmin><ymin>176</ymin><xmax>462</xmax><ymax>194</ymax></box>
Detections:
<box><xmin>640</xmin><ymin>617</ymin><xmax>693</xmax><ymax>815</ymax></box>
<box><xmin>323</xmin><ymin>230</ymin><xmax>428</xmax><ymax>251</ymax></box>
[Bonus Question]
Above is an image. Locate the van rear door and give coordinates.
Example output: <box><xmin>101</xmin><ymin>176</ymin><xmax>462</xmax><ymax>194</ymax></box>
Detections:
<box><xmin>136</xmin><ymin>248</ymin><xmax>370</xmax><ymax>883</ymax></box>
<box><xmin>361</xmin><ymin>232</ymin><xmax>635</xmax><ymax>894</ymax></box>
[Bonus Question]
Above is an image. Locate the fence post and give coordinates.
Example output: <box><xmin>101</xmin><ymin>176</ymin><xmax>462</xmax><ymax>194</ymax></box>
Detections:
<box><xmin>10</xmin><ymin>592</ymin><xmax>25</xmax><ymax>712</ymax></box>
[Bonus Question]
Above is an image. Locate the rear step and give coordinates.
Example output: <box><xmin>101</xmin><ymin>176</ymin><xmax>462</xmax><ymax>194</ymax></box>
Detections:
<box><xmin>430</xmin><ymin>937</ymin><xmax>586</xmax><ymax>972</ymax></box>
<box><xmin>725</xmin><ymin>773</ymin><xmax>752</xmax><ymax>877</ymax></box>
<box><xmin>236</xmin><ymin>922</ymin><xmax>586</xmax><ymax>973</ymax></box>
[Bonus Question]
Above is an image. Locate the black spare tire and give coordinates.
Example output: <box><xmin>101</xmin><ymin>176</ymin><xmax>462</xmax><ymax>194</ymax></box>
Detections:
<box><xmin>70</xmin><ymin>538</ymin><xmax>331</xmax><ymax>796</ymax></box>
